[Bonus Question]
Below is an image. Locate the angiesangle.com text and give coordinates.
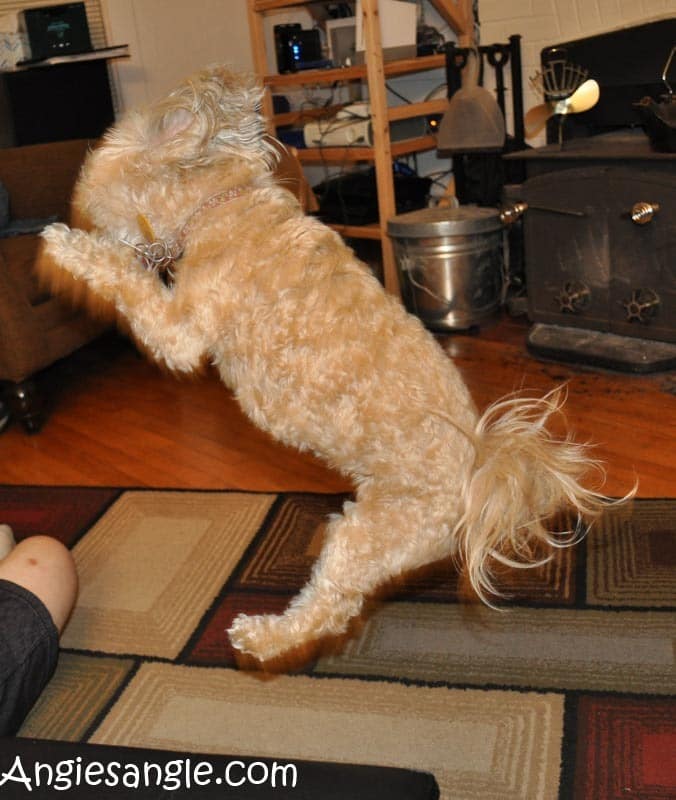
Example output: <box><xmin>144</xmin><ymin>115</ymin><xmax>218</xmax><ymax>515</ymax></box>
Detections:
<box><xmin>0</xmin><ymin>754</ymin><xmax>298</xmax><ymax>792</ymax></box>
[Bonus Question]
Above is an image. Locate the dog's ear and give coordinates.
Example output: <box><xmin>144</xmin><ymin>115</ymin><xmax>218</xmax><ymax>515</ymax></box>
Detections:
<box><xmin>151</xmin><ymin>107</ymin><xmax>196</xmax><ymax>147</ymax></box>
<box><xmin>119</xmin><ymin>66</ymin><xmax>276</xmax><ymax>169</ymax></box>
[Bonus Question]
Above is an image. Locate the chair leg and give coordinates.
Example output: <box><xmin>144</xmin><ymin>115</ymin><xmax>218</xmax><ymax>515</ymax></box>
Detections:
<box><xmin>7</xmin><ymin>380</ymin><xmax>44</xmax><ymax>433</ymax></box>
<box><xmin>0</xmin><ymin>396</ymin><xmax>9</xmax><ymax>433</ymax></box>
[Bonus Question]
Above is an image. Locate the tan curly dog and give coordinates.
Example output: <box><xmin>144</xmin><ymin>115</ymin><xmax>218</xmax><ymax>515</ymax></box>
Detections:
<box><xmin>39</xmin><ymin>66</ymin><xmax>628</xmax><ymax>666</ymax></box>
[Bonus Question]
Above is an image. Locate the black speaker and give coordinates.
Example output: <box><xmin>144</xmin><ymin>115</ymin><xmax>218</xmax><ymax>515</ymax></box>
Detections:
<box><xmin>19</xmin><ymin>2</ymin><xmax>92</xmax><ymax>62</ymax></box>
<box><xmin>274</xmin><ymin>24</ymin><xmax>324</xmax><ymax>73</ymax></box>
<box><xmin>274</xmin><ymin>24</ymin><xmax>302</xmax><ymax>74</ymax></box>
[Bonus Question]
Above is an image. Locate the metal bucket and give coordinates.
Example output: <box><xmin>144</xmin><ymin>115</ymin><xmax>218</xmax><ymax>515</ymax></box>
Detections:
<box><xmin>387</xmin><ymin>206</ymin><xmax>504</xmax><ymax>331</ymax></box>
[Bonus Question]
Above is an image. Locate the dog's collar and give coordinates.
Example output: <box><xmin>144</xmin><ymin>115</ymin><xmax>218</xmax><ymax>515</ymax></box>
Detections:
<box><xmin>121</xmin><ymin>187</ymin><xmax>246</xmax><ymax>287</ymax></box>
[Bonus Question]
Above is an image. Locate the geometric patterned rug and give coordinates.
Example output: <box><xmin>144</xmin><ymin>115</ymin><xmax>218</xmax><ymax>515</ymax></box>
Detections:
<box><xmin>1</xmin><ymin>487</ymin><xmax>675</xmax><ymax>799</ymax></box>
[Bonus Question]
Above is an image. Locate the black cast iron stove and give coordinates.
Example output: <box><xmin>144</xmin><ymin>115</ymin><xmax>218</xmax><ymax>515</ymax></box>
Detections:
<box><xmin>504</xmin><ymin>18</ymin><xmax>676</xmax><ymax>372</ymax></box>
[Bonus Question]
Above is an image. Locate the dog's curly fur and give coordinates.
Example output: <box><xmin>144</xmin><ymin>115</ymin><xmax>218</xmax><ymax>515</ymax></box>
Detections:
<box><xmin>39</xmin><ymin>66</ymin><xmax>628</xmax><ymax>665</ymax></box>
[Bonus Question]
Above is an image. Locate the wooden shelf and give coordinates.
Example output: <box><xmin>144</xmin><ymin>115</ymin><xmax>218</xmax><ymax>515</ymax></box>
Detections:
<box><xmin>388</xmin><ymin>97</ymin><xmax>448</xmax><ymax>122</ymax></box>
<box><xmin>391</xmin><ymin>134</ymin><xmax>439</xmax><ymax>157</ymax></box>
<box><xmin>263</xmin><ymin>53</ymin><xmax>446</xmax><ymax>89</ymax></box>
<box><xmin>247</xmin><ymin>0</ymin><xmax>473</xmax><ymax>295</ymax></box>
<box><xmin>294</xmin><ymin>134</ymin><xmax>439</xmax><ymax>163</ymax></box>
<box><xmin>328</xmin><ymin>222</ymin><xmax>382</xmax><ymax>240</ymax></box>
<box><xmin>275</xmin><ymin>97</ymin><xmax>447</xmax><ymax>128</ymax></box>
<box><xmin>273</xmin><ymin>103</ymin><xmax>345</xmax><ymax>128</ymax></box>
<box><xmin>253</xmin><ymin>0</ymin><xmax>308</xmax><ymax>10</ymax></box>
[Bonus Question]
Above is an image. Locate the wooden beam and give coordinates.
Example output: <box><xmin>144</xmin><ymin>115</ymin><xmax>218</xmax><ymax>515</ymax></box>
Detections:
<box><xmin>361</xmin><ymin>0</ymin><xmax>399</xmax><ymax>296</ymax></box>
<box><xmin>428</xmin><ymin>0</ymin><xmax>475</xmax><ymax>45</ymax></box>
<box><xmin>253</xmin><ymin>0</ymin><xmax>307</xmax><ymax>11</ymax></box>
<box><xmin>246</xmin><ymin>0</ymin><xmax>276</xmax><ymax>133</ymax></box>
<box><xmin>387</xmin><ymin>98</ymin><xmax>447</xmax><ymax>122</ymax></box>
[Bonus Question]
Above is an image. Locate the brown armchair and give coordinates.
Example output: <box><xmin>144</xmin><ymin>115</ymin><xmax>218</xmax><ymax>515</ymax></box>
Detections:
<box><xmin>0</xmin><ymin>139</ymin><xmax>108</xmax><ymax>432</ymax></box>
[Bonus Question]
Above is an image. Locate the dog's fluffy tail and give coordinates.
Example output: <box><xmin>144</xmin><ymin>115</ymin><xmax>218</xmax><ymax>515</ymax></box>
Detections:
<box><xmin>454</xmin><ymin>387</ymin><xmax>634</xmax><ymax>603</ymax></box>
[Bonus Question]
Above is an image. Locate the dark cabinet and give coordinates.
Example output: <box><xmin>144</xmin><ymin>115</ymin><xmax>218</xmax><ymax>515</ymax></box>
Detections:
<box><xmin>0</xmin><ymin>47</ymin><xmax>128</xmax><ymax>147</ymax></box>
<box><xmin>1</xmin><ymin>60</ymin><xmax>114</xmax><ymax>146</ymax></box>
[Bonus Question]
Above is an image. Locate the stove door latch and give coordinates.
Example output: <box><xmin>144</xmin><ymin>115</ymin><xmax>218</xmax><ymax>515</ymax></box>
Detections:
<box><xmin>630</xmin><ymin>202</ymin><xmax>660</xmax><ymax>225</ymax></box>
<box><xmin>622</xmin><ymin>288</ymin><xmax>661</xmax><ymax>323</ymax></box>
<box><xmin>556</xmin><ymin>281</ymin><xmax>590</xmax><ymax>313</ymax></box>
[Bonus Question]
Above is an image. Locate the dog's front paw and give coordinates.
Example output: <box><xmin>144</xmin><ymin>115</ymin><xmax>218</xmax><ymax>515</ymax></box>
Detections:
<box><xmin>40</xmin><ymin>223</ymin><xmax>89</xmax><ymax>277</ymax></box>
<box><xmin>41</xmin><ymin>222</ymin><xmax>72</xmax><ymax>250</ymax></box>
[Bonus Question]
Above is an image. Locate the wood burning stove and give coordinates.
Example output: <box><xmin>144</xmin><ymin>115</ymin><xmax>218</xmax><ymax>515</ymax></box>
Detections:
<box><xmin>505</xmin><ymin>132</ymin><xmax>675</xmax><ymax>371</ymax></box>
<box><xmin>504</xmin><ymin>18</ymin><xmax>676</xmax><ymax>372</ymax></box>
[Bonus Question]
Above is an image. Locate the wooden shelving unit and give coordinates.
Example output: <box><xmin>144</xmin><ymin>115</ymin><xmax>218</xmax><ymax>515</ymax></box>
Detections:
<box><xmin>247</xmin><ymin>0</ymin><xmax>474</xmax><ymax>294</ymax></box>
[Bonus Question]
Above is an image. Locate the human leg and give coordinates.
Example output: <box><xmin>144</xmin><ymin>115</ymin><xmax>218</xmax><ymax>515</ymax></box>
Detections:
<box><xmin>0</xmin><ymin>534</ymin><xmax>77</xmax><ymax>633</ymax></box>
<box><xmin>0</xmin><ymin>531</ymin><xmax>77</xmax><ymax>734</ymax></box>
<box><xmin>0</xmin><ymin>524</ymin><xmax>15</xmax><ymax>560</ymax></box>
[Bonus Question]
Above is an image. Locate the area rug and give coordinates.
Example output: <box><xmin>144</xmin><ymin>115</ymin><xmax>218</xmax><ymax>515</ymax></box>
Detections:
<box><xmin>1</xmin><ymin>486</ymin><xmax>675</xmax><ymax>799</ymax></box>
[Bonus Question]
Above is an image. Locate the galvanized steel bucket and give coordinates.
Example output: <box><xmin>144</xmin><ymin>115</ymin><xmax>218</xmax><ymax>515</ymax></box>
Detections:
<box><xmin>388</xmin><ymin>205</ymin><xmax>506</xmax><ymax>331</ymax></box>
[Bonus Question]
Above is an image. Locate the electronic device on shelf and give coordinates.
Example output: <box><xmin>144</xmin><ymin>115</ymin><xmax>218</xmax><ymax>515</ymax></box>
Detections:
<box><xmin>18</xmin><ymin>2</ymin><xmax>91</xmax><ymax>62</ymax></box>
<box><xmin>302</xmin><ymin>102</ymin><xmax>429</xmax><ymax>148</ymax></box>
<box><xmin>274</xmin><ymin>24</ymin><xmax>331</xmax><ymax>73</ymax></box>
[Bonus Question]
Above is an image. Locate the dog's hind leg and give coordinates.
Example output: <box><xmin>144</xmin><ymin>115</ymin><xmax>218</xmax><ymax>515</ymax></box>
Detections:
<box><xmin>228</xmin><ymin>484</ymin><xmax>453</xmax><ymax>664</ymax></box>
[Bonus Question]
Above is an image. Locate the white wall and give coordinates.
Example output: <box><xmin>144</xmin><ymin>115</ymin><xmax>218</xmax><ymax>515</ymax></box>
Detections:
<box><xmin>478</xmin><ymin>0</ymin><xmax>674</xmax><ymax>145</ymax></box>
<box><xmin>102</xmin><ymin>0</ymin><xmax>254</xmax><ymax>111</ymax></box>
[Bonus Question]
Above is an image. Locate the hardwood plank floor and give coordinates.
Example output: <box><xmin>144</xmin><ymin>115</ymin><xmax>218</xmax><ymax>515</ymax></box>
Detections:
<box><xmin>1</xmin><ymin>316</ymin><xmax>674</xmax><ymax>497</ymax></box>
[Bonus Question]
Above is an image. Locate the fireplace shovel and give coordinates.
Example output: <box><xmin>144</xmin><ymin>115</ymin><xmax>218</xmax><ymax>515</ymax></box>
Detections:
<box><xmin>436</xmin><ymin>48</ymin><xmax>505</xmax><ymax>153</ymax></box>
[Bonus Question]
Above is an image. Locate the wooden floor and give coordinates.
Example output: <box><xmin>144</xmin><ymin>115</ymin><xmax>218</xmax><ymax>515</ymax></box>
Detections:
<box><xmin>1</xmin><ymin>316</ymin><xmax>674</xmax><ymax>497</ymax></box>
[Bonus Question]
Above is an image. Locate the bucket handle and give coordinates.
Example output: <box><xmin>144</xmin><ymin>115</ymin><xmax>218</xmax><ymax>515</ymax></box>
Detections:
<box><xmin>405</xmin><ymin>270</ymin><xmax>454</xmax><ymax>306</ymax></box>
<box><xmin>403</xmin><ymin>261</ymin><xmax>510</xmax><ymax>309</ymax></box>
